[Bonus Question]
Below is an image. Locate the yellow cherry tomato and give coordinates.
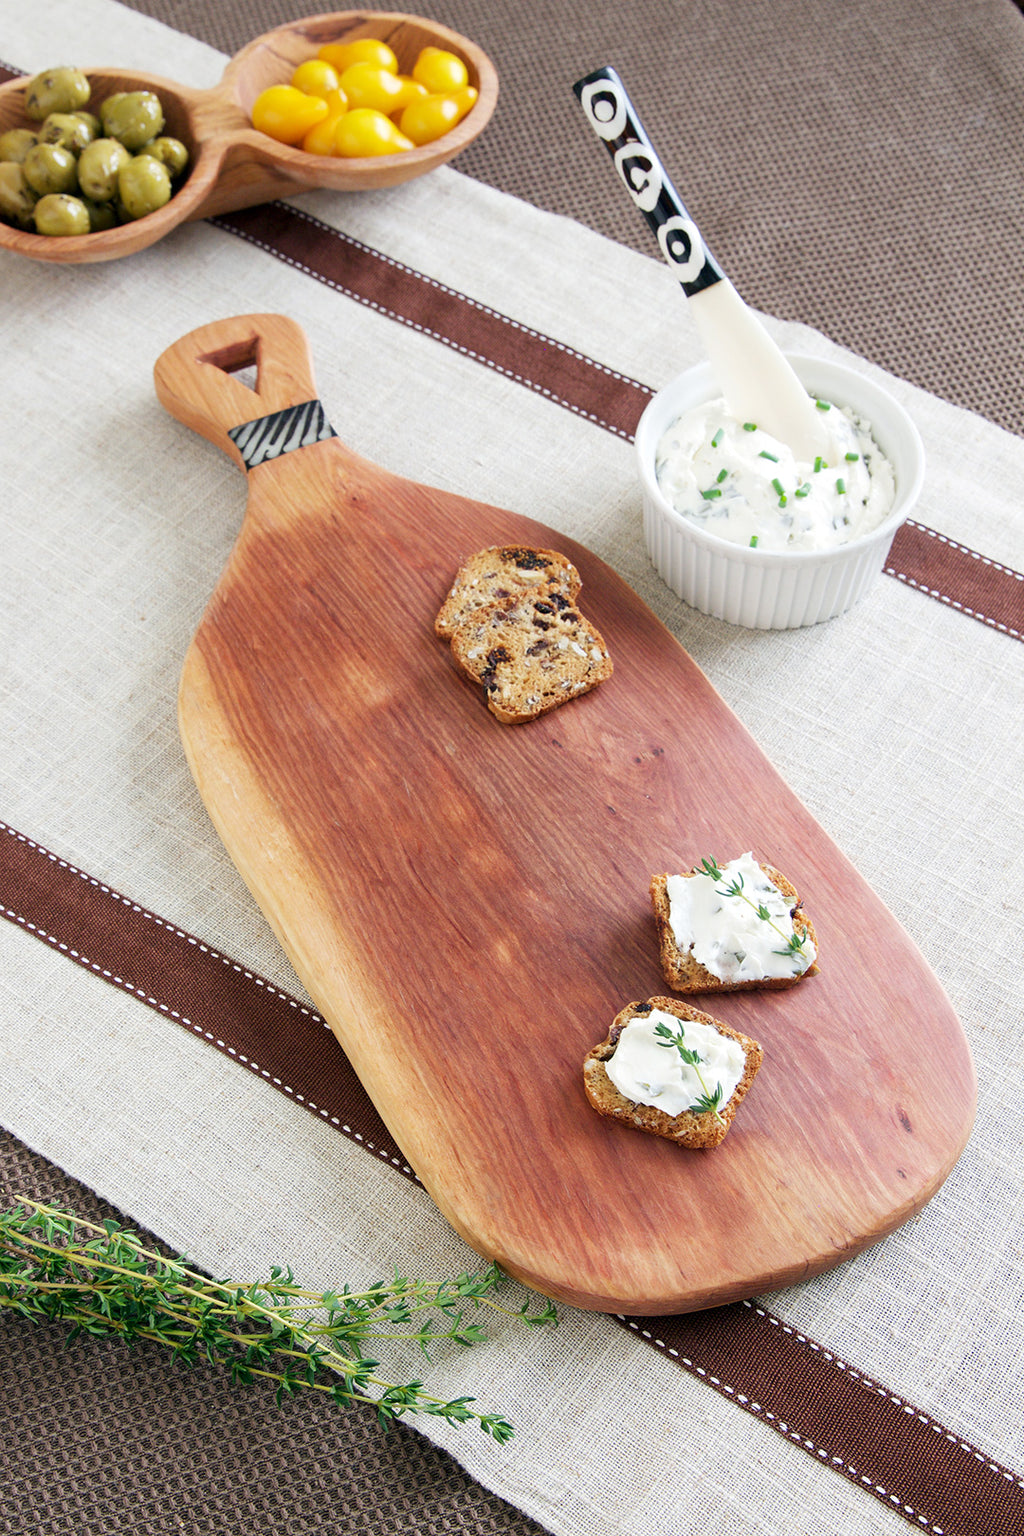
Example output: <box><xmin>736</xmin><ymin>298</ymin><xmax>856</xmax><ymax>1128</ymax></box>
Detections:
<box><xmin>390</xmin><ymin>75</ymin><xmax>429</xmax><ymax>112</ymax></box>
<box><xmin>338</xmin><ymin>62</ymin><xmax>406</xmax><ymax>113</ymax></box>
<box><xmin>399</xmin><ymin>86</ymin><xmax>478</xmax><ymax>145</ymax></box>
<box><xmin>334</xmin><ymin>107</ymin><xmax>414</xmax><ymax>157</ymax></box>
<box><xmin>411</xmin><ymin>47</ymin><xmax>469</xmax><ymax>94</ymax></box>
<box><xmin>317</xmin><ymin>38</ymin><xmax>398</xmax><ymax>74</ymax></box>
<box><xmin>300</xmin><ymin>88</ymin><xmax>349</xmax><ymax>154</ymax></box>
<box><xmin>290</xmin><ymin>59</ymin><xmax>340</xmax><ymax>98</ymax></box>
<box><xmin>251</xmin><ymin>85</ymin><xmax>328</xmax><ymax>145</ymax></box>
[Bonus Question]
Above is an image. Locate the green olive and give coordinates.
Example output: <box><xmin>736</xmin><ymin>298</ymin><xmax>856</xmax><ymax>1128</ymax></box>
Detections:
<box><xmin>144</xmin><ymin>135</ymin><xmax>189</xmax><ymax>177</ymax></box>
<box><xmin>39</xmin><ymin>112</ymin><xmax>96</xmax><ymax>153</ymax></box>
<box><xmin>82</xmin><ymin>195</ymin><xmax>118</xmax><ymax>232</ymax></box>
<box><xmin>100</xmin><ymin>90</ymin><xmax>164</xmax><ymax>150</ymax></box>
<box><xmin>77</xmin><ymin>137</ymin><xmax>130</xmax><ymax>201</ymax></box>
<box><xmin>24</xmin><ymin>67</ymin><xmax>91</xmax><ymax>121</ymax></box>
<box><xmin>33</xmin><ymin>191</ymin><xmax>91</xmax><ymax>236</ymax></box>
<box><xmin>22</xmin><ymin>141</ymin><xmax>79</xmax><ymax>196</ymax></box>
<box><xmin>117</xmin><ymin>153</ymin><xmax>171</xmax><ymax>220</ymax></box>
<box><xmin>0</xmin><ymin>161</ymin><xmax>39</xmax><ymax>227</ymax></box>
<box><xmin>100</xmin><ymin>91</ymin><xmax>127</xmax><ymax>119</ymax></box>
<box><xmin>73</xmin><ymin>111</ymin><xmax>103</xmax><ymax>139</ymax></box>
<box><xmin>5</xmin><ymin>71</ymin><xmax>184</xmax><ymax>236</ymax></box>
<box><xmin>0</xmin><ymin>127</ymin><xmax>38</xmax><ymax>165</ymax></box>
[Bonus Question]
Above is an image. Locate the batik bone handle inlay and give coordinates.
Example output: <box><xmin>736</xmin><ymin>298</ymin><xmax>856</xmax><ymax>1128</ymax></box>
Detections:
<box><xmin>573</xmin><ymin>65</ymin><xmax>724</xmax><ymax>298</ymax></box>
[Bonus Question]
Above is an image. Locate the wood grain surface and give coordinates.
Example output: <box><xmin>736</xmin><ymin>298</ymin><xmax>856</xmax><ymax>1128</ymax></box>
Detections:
<box><xmin>154</xmin><ymin>313</ymin><xmax>976</xmax><ymax>1314</ymax></box>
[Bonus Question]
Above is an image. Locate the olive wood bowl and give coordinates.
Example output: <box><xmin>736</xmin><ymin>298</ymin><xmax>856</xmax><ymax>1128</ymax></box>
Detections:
<box><xmin>0</xmin><ymin>10</ymin><xmax>498</xmax><ymax>265</ymax></box>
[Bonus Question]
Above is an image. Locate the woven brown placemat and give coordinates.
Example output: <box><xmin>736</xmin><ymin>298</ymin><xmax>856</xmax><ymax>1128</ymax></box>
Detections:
<box><xmin>0</xmin><ymin>1129</ymin><xmax>548</xmax><ymax>1536</ymax></box>
<box><xmin>111</xmin><ymin>0</ymin><xmax>1024</xmax><ymax>438</ymax></box>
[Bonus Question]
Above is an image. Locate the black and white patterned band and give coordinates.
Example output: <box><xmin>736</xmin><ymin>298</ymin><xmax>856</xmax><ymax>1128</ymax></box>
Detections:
<box><xmin>228</xmin><ymin>399</ymin><xmax>338</xmax><ymax>469</ymax></box>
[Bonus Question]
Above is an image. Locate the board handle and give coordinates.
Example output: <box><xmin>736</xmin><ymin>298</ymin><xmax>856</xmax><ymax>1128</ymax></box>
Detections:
<box><xmin>154</xmin><ymin>313</ymin><xmax>331</xmax><ymax>472</ymax></box>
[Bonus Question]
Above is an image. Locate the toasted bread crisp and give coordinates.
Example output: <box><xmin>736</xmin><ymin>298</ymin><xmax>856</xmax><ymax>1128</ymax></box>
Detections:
<box><xmin>650</xmin><ymin>859</ymin><xmax>818</xmax><ymax>994</ymax></box>
<box><xmin>435</xmin><ymin>545</ymin><xmax>582</xmax><ymax>639</ymax></box>
<box><xmin>449</xmin><ymin>589</ymin><xmax>613</xmax><ymax>724</ymax></box>
<box><xmin>583</xmin><ymin>997</ymin><xmax>763</xmax><ymax>1149</ymax></box>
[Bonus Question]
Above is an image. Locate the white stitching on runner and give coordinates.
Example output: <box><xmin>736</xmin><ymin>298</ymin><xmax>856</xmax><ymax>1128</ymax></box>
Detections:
<box><xmin>0</xmin><ymin>822</ymin><xmax>416</xmax><ymax>1178</ymax></box>
<box><xmin>221</xmin><ymin>206</ymin><xmax>650</xmax><ymax>443</ymax></box>
<box><xmin>617</xmin><ymin>1304</ymin><xmax>1024</xmax><ymax>1527</ymax></box>
<box><xmin>285</xmin><ymin>207</ymin><xmax>647</xmax><ymax>384</ymax></box>
<box><xmin>886</xmin><ymin>519</ymin><xmax>1023</xmax><ymax>639</ymax></box>
<box><xmin>0</xmin><ymin>825</ymin><xmax>329</xmax><ymax>1024</ymax></box>
<box><xmin>886</xmin><ymin>570</ymin><xmax>1022</xmax><ymax>640</ymax></box>
<box><xmin>903</xmin><ymin>518</ymin><xmax>1024</xmax><ymax>580</ymax></box>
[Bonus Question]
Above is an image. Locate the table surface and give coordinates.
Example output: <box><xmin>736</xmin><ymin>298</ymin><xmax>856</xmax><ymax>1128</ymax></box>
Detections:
<box><xmin>2</xmin><ymin>4</ymin><xmax>1024</xmax><ymax>1536</ymax></box>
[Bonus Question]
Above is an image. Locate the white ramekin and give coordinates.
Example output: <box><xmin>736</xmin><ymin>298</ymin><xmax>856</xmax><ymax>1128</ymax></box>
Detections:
<box><xmin>635</xmin><ymin>353</ymin><xmax>925</xmax><ymax>629</ymax></box>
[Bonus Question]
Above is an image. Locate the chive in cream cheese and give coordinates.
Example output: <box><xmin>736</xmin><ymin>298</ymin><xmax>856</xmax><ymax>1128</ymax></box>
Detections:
<box><xmin>654</xmin><ymin>397</ymin><xmax>895</xmax><ymax>551</ymax></box>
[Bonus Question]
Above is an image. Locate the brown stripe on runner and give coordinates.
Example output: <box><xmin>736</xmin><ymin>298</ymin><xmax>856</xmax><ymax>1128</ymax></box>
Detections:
<box><xmin>887</xmin><ymin>520</ymin><xmax>1024</xmax><ymax>641</ymax></box>
<box><xmin>215</xmin><ymin>204</ymin><xmax>650</xmax><ymax>441</ymax></box>
<box><xmin>0</xmin><ymin>821</ymin><xmax>411</xmax><ymax>1178</ymax></box>
<box><xmin>215</xmin><ymin>202</ymin><xmax>1024</xmax><ymax>645</ymax></box>
<box><xmin>622</xmin><ymin>1306</ymin><xmax>1024</xmax><ymax>1536</ymax></box>
<box><xmin>3</xmin><ymin>819</ymin><xmax>1024</xmax><ymax>1536</ymax></box>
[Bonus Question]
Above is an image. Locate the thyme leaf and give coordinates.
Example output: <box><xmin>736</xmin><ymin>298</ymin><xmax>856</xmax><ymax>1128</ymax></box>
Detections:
<box><xmin>689</xmin><ymin>1086</ymin><xmax>725</xmax><ymax>1117</ymax></box>
<box><xmin>0</xmin><ymin>1199</ymin><xmax>557</xmax><ymax>1442</ymax></box>
<box><xmin>653</xmin><ymin>1022</ymin><xmax>727</xmax><ymax>1125</ymax></box>
<box><xmin>695</xmin><ymin>856</ymin><xmax>811</xmax><ymax>973</ymax></box>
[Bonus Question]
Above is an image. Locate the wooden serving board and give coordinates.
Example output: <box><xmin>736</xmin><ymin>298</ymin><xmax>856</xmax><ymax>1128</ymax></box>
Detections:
<box><xmin>155</xmin><ymin>314</ymin><xmax>975</xmax><ymax>1315</ymax></box>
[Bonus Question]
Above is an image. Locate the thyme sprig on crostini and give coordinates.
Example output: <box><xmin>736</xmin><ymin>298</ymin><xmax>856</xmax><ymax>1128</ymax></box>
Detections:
<box><xmin>697</xmin><ymin>855</ymin><xmax>811</xmax><ymax>970</ymax></box>
<box><xmin>0</xmin><ymin>1198</ymin><xmax>556</xmax><ymax>1442</ymax></box>
<box><xmin>653</xmin><ymin>1022</ymin><xmax>727</xmax><ymax>1124</ymax></box>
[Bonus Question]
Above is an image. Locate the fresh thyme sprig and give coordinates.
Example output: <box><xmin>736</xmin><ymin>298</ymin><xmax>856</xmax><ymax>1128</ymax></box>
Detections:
<box><xmin>653</xmin><ymin>1023</ymin><xmax>726</xmax><ymax>1124</ymax></box>
<box><xmin>697</xmin><ymin>856</ymin><xmax>810</xmax><ymax>970</ymax></box>
<box><xmin>0</xmin><ymin>1199</ymin><xmax>556</xmax><ymax>1442</ymax></box>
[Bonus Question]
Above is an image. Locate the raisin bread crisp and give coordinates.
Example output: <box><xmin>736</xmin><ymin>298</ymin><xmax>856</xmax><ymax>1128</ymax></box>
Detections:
<box><xmin>434</xmin><ymin>545</ymin><xmax>582</xmax><ymax>639</ymax></box>
<box><xmin>583</xmin><ymin>997</ymin><xmax>763</xmax><ymax>1149</ymax></box>
<box><xmin>449</xmin><ymin>588</ymin><xmax>613</xmax><ymax>724</ymax></box>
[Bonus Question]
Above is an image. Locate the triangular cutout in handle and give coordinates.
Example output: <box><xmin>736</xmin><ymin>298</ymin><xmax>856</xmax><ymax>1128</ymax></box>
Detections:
<box><xmin>154</xmin><ymin>314</ymin><xmax>323</xmax><ymax>471</ymax></box>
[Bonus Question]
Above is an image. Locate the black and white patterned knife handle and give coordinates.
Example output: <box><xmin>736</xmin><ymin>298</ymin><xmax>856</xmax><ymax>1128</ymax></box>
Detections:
<box><xmin>573</xmin><ymin>65</ymin><xmax>724</xmax><ymax>298</ymax></box>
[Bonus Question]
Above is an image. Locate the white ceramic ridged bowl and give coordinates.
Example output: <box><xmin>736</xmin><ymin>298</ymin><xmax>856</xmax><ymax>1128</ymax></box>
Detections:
<box><xmin>635</xmin><ymin>353</ymin><xmax>925</xmax><ymax>629</ymax></box>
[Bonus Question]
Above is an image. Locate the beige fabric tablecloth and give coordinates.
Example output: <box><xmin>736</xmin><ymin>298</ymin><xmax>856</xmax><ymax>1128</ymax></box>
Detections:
<box><xmin>2</xmin><ymin>5</ymin><xmax>1023</xmax><ymax>1535</ymax></box>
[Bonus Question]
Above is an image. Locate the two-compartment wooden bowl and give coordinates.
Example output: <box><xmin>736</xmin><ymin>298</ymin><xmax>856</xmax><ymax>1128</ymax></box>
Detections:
<box><xmin>0</xmin><ymin>11</ymin><xmax>498</xmax><ymax>264</ymax></box>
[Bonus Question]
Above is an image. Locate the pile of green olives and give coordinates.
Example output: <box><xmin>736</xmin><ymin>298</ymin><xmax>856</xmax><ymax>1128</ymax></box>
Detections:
<box><xmin>0</xmin><ymin>66</ymin><xmax>190</xmax><ymax>236</ymax></box>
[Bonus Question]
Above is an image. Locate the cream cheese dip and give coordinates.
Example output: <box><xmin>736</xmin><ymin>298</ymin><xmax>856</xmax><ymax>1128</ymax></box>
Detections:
<box><xmin>605</xmin><ymin>1008</ymin><xmax>745</xmax><ymax>1118</ymax></box>
<box><xmin>654</xmin><ymin>396</ymin><xmax>896</xmax><ymax>552</ymax></box>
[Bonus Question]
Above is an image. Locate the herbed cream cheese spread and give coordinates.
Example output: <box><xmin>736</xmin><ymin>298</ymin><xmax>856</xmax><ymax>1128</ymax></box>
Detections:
<box><xmin>666</xmin><ymin>852</ymin><xmax>816</xmax><ymax>984</ymax></box>
<box><xmin>654</xmin><ymin>397</ymin><xmax>895</xmax><ymax>551</ymax></box>
<box><xmin>605</xmin><ymin>1008</ymin><xmax>745</xmax><ymax>1118</ymax></box>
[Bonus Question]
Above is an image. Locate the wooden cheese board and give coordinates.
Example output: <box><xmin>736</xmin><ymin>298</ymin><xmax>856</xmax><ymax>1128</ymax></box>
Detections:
<box><xmin>154</xmin><ymin>313</ymin><xmax>976</xmax><ymax>1315</ymax></box>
